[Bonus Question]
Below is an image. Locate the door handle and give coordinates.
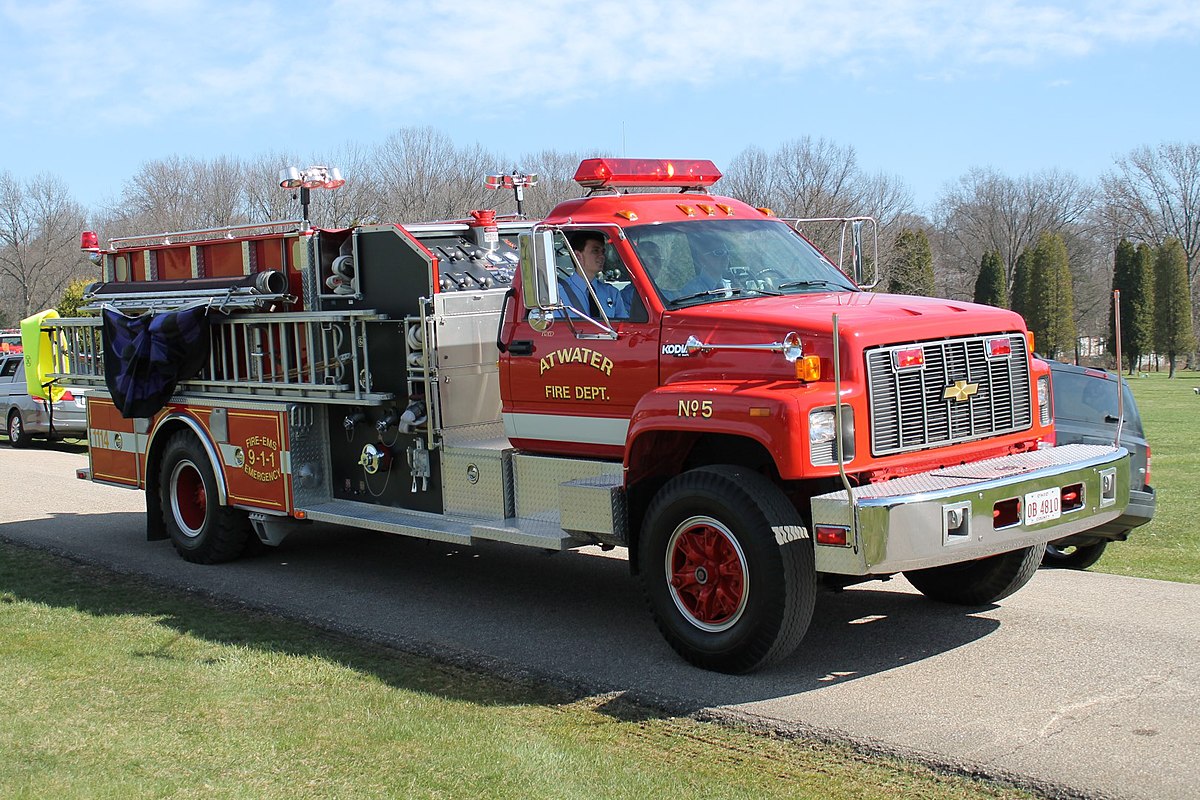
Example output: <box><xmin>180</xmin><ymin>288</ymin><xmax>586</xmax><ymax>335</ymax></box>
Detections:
<box><xmin>508</xmin><ymin>340</ymin><xmax>533</xmax><ymax>356</ymax></box>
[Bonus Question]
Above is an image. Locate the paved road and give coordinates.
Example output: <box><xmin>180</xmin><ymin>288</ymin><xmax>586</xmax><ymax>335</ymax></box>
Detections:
<box><xmin>2</xmin><ymin>444</ymin><xmax>1197</xmax><ymax>799</ymax></box>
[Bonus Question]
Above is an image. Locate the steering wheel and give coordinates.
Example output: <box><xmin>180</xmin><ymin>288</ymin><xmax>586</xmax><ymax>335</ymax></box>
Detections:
<box><xmin>753</xmin><ymin>269</ymin><xmax>788</xmax><ymax>290</ymax></box>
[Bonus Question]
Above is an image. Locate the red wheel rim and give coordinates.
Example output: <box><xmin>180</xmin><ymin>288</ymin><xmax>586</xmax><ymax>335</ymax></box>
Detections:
<box><xmin>665</xmin><ymin>516</ymin><xmax>749</xmax><ymax>632</ymax></box>
<box><xmin>170</xmin><ymin>460</ymin><xmax>207</xmax><ymax>537</ymax></box>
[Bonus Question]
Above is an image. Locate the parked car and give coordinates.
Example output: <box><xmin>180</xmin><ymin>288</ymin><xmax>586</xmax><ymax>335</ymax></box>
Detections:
<box><xmin>1043</xmin><ymin>359</ymin><xmax>1155</xmax><ymax>568</ymax></box>
<box><xmin>1</xmin><ymin>353</ymin><xmax>89</xmax><ymax>447</ymax></box>
<box><xmin>0</xmin><ymin>329</ymin><xmax>21</xmax><ymax>353</ymax></box>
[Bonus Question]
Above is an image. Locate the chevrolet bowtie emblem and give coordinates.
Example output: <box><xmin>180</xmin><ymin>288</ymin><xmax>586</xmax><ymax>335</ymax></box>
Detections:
<box><xmin>944</xmin><ymin>380</ymin><xmax>979</xmax><ymax>402</ymax></box>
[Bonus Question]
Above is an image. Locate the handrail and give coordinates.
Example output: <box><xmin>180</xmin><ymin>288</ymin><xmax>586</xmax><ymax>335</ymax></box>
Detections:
<box><xmin>109</xmin><ymin>220</ymin><xmax>305</xmax><ymax>249</ymax></box>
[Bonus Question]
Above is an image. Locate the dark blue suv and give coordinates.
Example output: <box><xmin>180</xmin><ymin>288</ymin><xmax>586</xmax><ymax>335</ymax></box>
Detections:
<box><xmin>1043</xmin><ymin>360</ymin><xmax>1156</xmax><ymax>569</ymax></box>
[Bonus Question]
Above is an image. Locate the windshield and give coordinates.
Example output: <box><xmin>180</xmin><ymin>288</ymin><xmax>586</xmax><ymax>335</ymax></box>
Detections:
<box><xmin>626</xmin><ymin>218</ymin><xmax>857</xmax><ymax>307</ymax></box>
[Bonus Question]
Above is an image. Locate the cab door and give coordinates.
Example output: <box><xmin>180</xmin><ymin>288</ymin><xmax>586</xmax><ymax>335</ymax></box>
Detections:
<box><xmin>500</xmin><ymin>234</ymin><xmax>659</xmax><ymax>459</ymax></box>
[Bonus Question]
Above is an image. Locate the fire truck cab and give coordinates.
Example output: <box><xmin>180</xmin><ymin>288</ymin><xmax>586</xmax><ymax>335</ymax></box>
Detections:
<box><xmin>35</xmin><ymin>157</ymin><xmax>1129</xmax><ymax>673</ymax></box>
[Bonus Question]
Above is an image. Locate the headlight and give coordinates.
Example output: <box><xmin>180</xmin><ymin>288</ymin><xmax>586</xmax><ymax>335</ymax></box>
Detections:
<box><xmin>809</xmin><ymin>405</ymin><xmax>854</xmax><ymax>465</ymax></box>
<box><xmin>810</xmin><ymin>409</ymin><xmax>836</xmax><ymax>444</ymax></box>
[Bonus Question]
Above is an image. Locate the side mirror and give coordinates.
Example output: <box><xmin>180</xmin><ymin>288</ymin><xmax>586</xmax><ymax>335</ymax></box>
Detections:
<box><xmin>519</xmin><ymin>231</ymin><xmax>560</xmax><ymax>310</ymax></box>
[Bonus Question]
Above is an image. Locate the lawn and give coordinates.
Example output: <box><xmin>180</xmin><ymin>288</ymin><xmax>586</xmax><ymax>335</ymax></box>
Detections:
<box><xmin>1091</xmin><ymin>368</ymin><xmax>1200</xmax><ymax>583</ymax></box>
<box><xmin>0</xmin><ymin>544</ymin><xmax>1035</xmax><ymax>800</ymax></box>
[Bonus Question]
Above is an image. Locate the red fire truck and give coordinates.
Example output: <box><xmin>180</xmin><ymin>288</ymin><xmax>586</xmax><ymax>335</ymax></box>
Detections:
<box><xmin>34</xmin><ymin>158</ymin><xmax>1129</xmax><ymax>673</ymax></box>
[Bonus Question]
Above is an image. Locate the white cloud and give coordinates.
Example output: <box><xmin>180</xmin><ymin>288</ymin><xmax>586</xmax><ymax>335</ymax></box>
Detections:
<box><xmin>2</xmin><ymin>0</ymin><xmax>1198</xmax><ymax>126</ymax></box>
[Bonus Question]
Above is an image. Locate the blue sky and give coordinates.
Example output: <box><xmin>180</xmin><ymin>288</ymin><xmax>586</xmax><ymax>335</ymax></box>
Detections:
<box><xmin>2</xmin><ymin>0</ymin><xmax>1198</xmax><ymax>216</ymax></box>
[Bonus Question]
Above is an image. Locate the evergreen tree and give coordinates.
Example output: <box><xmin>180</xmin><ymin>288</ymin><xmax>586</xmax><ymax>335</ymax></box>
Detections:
<box><xmin>1153</xmin><ymin>238</ymin><xmax>1197</xmax><ymax>377</ymax></box>
<box><xmin>973</xmin><ymin>250</ymin><xmax>1008</xmax><ymax>308</ymax></box>
<box><xmin>56</xmin><ymin>278</ymin><xmax>95</xmax><ymax>318</ymax></box>
<box><xmin>1026</xmin><ymin>232</ymin><xmax>1076</xmax><ymax>359</ymax></box>
<box><xmin>886</xmin><ymin>228</ymin><xmax>934</xmax><ymax>296</ymax></box>
<box><xmin>1107</xmin><ymin>240</ymin><xmax>1155</xmax><ymax>374</ymax></box>
<box><xmin>1133</xmin><ymin>243</ymin><xmax>1157</xmax><ymax>368</ymax></box>
<box><xmin>1010</xmin><ymin>250</ymin><xmax>1032</xmax><ymax>322</ymax></box>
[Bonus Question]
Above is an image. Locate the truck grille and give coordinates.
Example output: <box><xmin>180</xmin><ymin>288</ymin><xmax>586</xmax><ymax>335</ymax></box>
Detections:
<box><xmin>866</xmin><ymin>334</ymin><xmax>1032</xmax><ymax>457</ymax></box>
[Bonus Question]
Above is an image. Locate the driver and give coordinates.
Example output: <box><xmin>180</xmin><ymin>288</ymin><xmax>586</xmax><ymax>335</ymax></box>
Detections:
<box><xmin>675</xmin><ymin>236</ymin><xmax>733</xmax><ymax>299</ymax></box>
<box><xmin>561</xmin><ymin>231</ymin><xmax>628</xmax><ymax>319</ymax></box>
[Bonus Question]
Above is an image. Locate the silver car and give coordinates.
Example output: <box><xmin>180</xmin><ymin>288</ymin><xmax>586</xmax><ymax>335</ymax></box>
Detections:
<box><xmin>1</xmin><ymin>353</ymin><xmax>89</xmax><ymax>446</ymax></box>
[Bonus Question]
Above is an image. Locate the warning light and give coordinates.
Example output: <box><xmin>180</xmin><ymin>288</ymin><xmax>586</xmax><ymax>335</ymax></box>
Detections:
<box><xmin>80</xmin><ymin>231</ymin><xmax>99</xmax><ymax>251</ymax></box>
<box><xmin>815</xmin><ymin>525</ymin><xmax>850</xmax><ymax>546</ymax></box>
<box><xmin>987</xmin><ymin>337</ymin><xmax>1013</xmax><ymax>358</ymax></box>
<box><xmin>894</xmin><ymin>347</ymin><xmax>925</xmax><ymax>369</ymax></box>
<box><xmin>573</xmin><ymin>158</ymin><xmax>722</xmax><ymax>189</ymax></box>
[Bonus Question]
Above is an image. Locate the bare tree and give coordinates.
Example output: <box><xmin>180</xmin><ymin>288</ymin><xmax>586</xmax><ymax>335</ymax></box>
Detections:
<box><xmin>934</xmin><ymin>167</ymin><xmax>1096</xmax><ymax>299</ymax></box>
<box><xmin>368</xmin><ymin>127</ymin><xmax>464</xmax><ymax>222</ymax></box>
<box><xmin>1101</xmin><ymin>142</ymin><xmax>1200</xmax><ymax>361</ymax></box>
<box><xmin>720</xmin><ymin>146</ymin><xmax>778</xmax><ymax>210</ymax></box>
<box><xmin>723</xmin><ymin>139</ymin><xmax>914</xmax><ymax>280</ymax></box>
<box><xmin>105</xmin><ymin>155</ymin><xmax>251</xmax><ymax>236</ymax></box>
<box><xmin>1101</xmin><ymin>142</ymin><xmax>1200</xmax><ymax>277</ymax></box>
<box><xmin>516</xmin><ymin>148</ymin><xmax>613</xmax><ymax>218</ymax></box>
<box><xmin>242</xmin><ymin>150</ymin><xmax>304</xmax><ymax>224</ymax></box>
<box><xmin>0</xmin><ymin>172</ymin><xmax>89</xmax><ymax>323</ymax></box>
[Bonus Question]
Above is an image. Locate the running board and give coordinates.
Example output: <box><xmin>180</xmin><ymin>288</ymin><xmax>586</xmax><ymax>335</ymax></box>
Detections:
<box><xmin>299</xmin><ymin>499</ymin><xmax>577</xmax><ymax>550</ymax></box>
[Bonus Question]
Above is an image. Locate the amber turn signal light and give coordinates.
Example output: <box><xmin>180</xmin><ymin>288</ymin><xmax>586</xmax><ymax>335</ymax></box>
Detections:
<box><xmin>795</xmin><ymin>355</ymin><xmax>821</xmax><ymax>382</ymax></box>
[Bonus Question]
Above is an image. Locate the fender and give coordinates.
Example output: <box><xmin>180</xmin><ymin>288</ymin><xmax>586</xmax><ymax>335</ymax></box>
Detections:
<box><xmin>627</xmin><ymin>381</ymin><xmax>819</xmax><ymax>480</ymax></box>
<box><xmin>146</xmin><ymin>411</ymin><xmax>230</xmax><ymax>506</ymax></box>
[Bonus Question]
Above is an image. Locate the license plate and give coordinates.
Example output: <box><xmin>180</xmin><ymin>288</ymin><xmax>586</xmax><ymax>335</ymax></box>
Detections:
<box><xmin>1024</xmin><ymin>488</ymin><xmax>1061</xmax><ymax>525</ymax></box>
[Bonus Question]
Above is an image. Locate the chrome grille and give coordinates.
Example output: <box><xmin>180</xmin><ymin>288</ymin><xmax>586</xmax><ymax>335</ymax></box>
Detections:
<box><xmin>867</xmin><ymin>334</ymin><xmax>1032</xmax><ymax>457</ymax></box>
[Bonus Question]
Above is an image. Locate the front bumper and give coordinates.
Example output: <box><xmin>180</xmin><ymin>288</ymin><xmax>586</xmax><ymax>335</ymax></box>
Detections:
<box><xmin>810</xmin><ymin>444</ymin><xmax>1129</xmax><ymax>575</ymax></box>
<box><xmin>1051</xmin><ymin>485</ymin><xmax>1155</xmax><ymax>546</ymax></box>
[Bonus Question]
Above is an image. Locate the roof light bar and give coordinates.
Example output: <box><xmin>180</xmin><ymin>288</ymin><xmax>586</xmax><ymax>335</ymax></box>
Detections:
<box><xmin>574</xmin><ymin>158</ymin><xmax>722</xmax><ymax>189</ymax></box>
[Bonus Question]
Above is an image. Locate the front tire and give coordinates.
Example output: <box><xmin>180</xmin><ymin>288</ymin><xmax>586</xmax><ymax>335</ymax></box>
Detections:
<box><xmin>904</xmin><ymin>543</ymin><xmax>1045</xmax><ymax>605</ymax></box>
<box><xmin>7</xmin><ymin>410</ymin><xmax>29</xmax><ymax>448</ymax></box>
<box><xmin>160</xmin><ymin>431</ymin><xmax>252</xmax><ymax>564</ymax></box>
<box><xmin>639</xmin><ymin>465</ymin><xmax>815</xmax><ymax>674</ymax></box>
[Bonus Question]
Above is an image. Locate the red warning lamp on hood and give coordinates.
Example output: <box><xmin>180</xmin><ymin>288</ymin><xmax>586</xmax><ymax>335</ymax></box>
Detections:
<box><xmin>80</xmin><ymin>231</ymin><xmax>99</xmax><ymax>251</ymax></box>
<box><xmin>574</xmin><ymin>158</ymin><xmax>722</xmax><ymax>189</ymax></box>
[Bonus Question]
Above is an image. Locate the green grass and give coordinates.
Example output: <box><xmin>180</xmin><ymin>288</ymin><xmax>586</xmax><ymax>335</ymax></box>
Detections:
<box><xmin>0</xmin><ymin>544</ymin><xmax>1035</xmax><ymax>800</ymax></box>
<box><xmin>1092</xmin><ymin>368</ymin><xmax>1200</xmax><ymax>583</ymax></box>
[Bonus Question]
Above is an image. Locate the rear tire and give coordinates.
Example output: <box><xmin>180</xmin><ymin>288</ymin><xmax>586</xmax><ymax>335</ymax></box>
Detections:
<box><xmin>904</xmin><ymin>544</ymin><xmax>1045</xmax><ymax>605</ymax></box>
<box><xmin>1042</xmin><ymin>540</ymin><xmax>1107</xmax><ymax>570</ymax></box>
<box><xmin>7</xmin><ymin>410</ymin><xmax>29</xmax><ymax>448</ymax></box>
<box><xmin>639</xmin><ymin>465</ymin><xmax>815</xmax><ymax>674</ymax></box>
<box><xmin>160</xmin><ymin>431</ymin><xmax>252</xmax><ymax>564</ymax></box>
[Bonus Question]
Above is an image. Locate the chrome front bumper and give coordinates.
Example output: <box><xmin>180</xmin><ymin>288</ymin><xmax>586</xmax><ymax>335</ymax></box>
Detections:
<box><xmin>810</xmin><ymin>444</ymin><xmax>1130</xmax><ymax>575</ymax></box>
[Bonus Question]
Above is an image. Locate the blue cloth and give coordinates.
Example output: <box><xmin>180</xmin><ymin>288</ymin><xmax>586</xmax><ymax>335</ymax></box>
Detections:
<box><xmin>102</xmin><ymin>305</ymin><xmax>211</xmax><ymax>418</ymax></box>
<box><xmin>559</xmin><ymin>272</ymin><xmax>629</xmax><ymax>319</ymax></box>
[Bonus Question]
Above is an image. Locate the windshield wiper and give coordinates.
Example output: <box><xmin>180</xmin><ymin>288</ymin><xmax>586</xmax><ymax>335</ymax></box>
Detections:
<box><xmin>776</xmin><ymin>279</ymin><xmax>851</xmax><ymax>292</ymax></box>
<box><xmin>670</xmin><ymin>287</ymin><xmax>745</xmax><ymax>305</ymax></box>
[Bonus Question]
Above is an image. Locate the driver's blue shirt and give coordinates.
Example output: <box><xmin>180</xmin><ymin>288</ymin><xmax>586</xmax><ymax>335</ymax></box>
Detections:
<box><xmin>560</xmin><ymin>272</ymin><xmax>628</xmax><ymax>319</ymax></box>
